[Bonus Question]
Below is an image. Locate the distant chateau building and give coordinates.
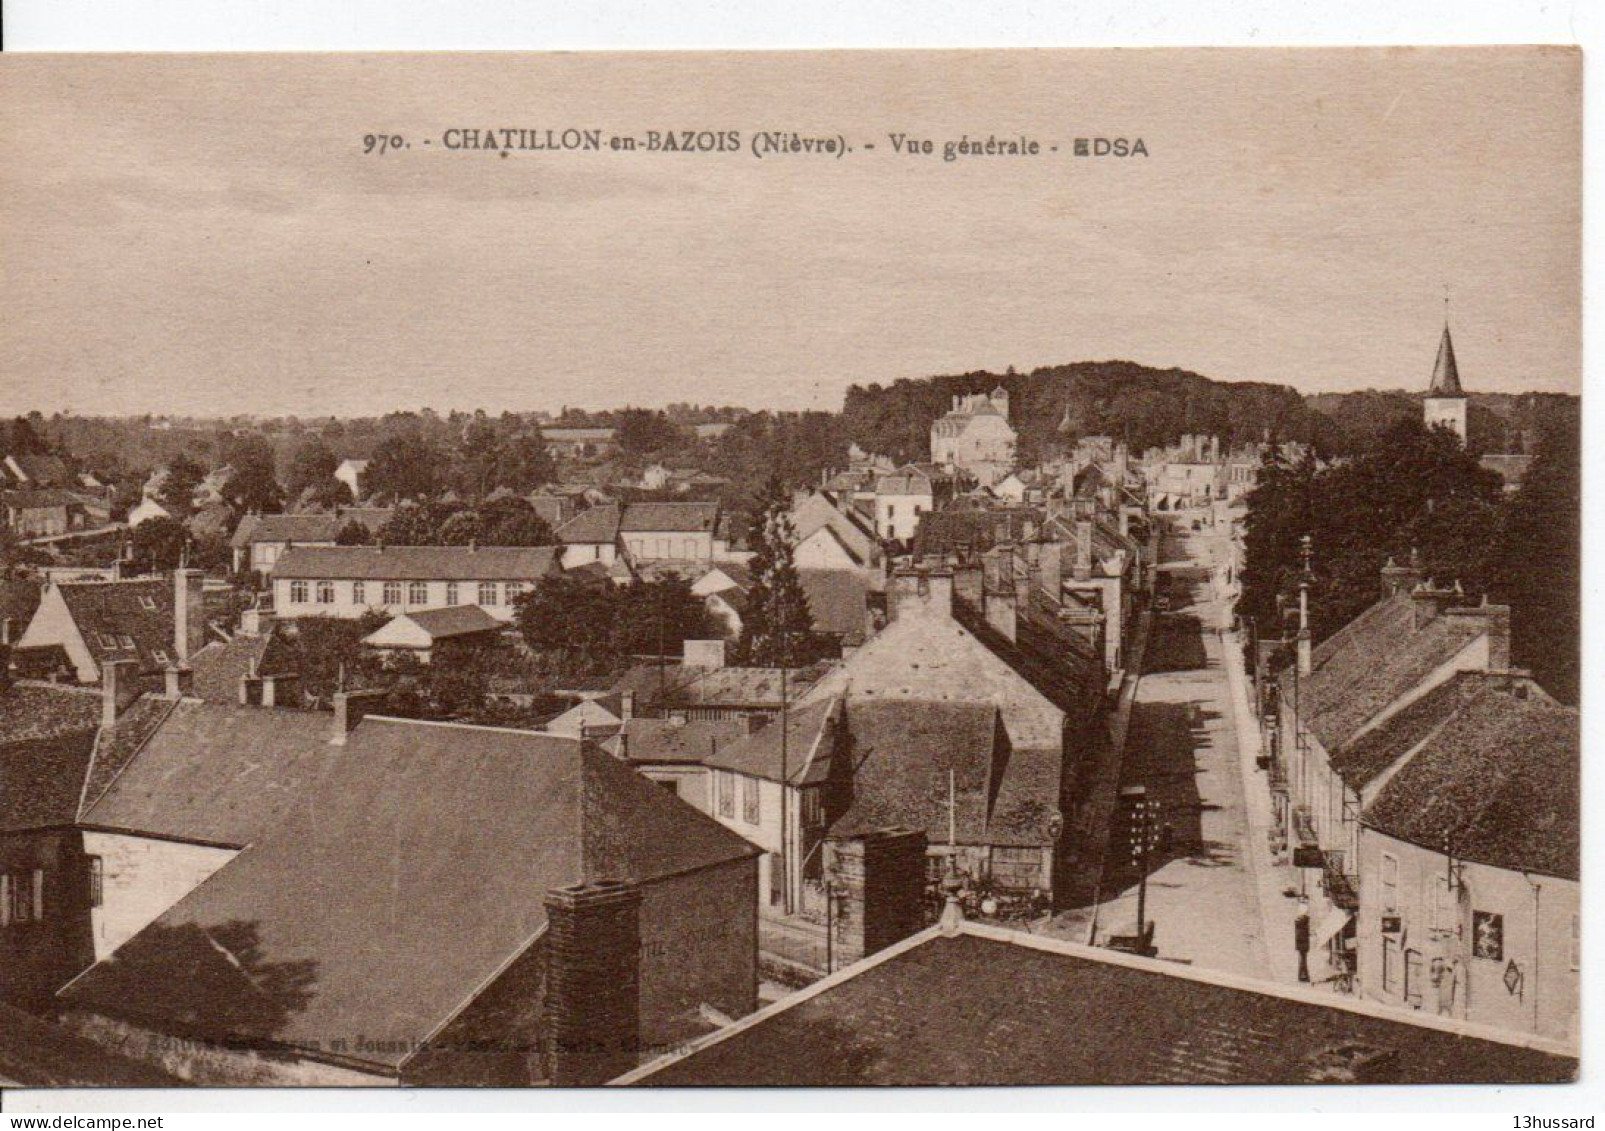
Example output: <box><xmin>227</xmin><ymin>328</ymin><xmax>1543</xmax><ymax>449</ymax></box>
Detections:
<box><xmin>931</xmin><ymin>386</ymin><xmax>1017</xmax><ymax>487</ymax></box>
<box><xmin>1423</xmin><ymin>324</ymin><xmax>1468</xmax><ymax>444</ymax></box>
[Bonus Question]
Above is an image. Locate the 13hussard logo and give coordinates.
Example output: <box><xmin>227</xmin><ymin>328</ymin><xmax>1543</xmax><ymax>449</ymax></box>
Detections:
<box><xmin>1074</xmin><ymin>138</ymin><xmax>1148</xmax><ymax>156</ymax></box>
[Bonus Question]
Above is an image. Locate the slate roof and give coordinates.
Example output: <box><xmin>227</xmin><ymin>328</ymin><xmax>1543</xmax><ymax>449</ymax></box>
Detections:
<box><xmin>0</xmin><ymin>729</ymin><xmax>99</xmax><ymax>832</ymax></box>
<box><xmin>230</xmin><ymin>509</ymin><xmax>393</xmax><ymax>549</ymax></box>
<box><xmin>628</xmin><ymin>929</ymin><xmax>1574</xmax><ymax>1086</ymax></box>
<box><xmin>555</xmin><ymin>504</ymin><xmax>622</xmax><ymax>544</ymax></box>
<box><xmin>187</xmin><ymin>632</ymin><xmax>274</xmax><ymax>705</ymax></box>
<box><xmin>0</xmin><ymin>681</ymin><xmax>102</xmax><ymax>744</ymax></box>
<box><xmin>1281</xmin><ymin>594</ymin><xmax>1489</xmax><ymax>752</ymax></box>
<box><xmin>5</xmin><ymin>454</ymin><xmax>70</xmax><ymax>487</ymax></box>
<box><xmin>913</xmin><ymin>507</ymin><xmax>1039</xmax><ymax>557</ymax></box>
<box><xmin>57</xmin><ymin>579</ymin><xmax>175</xmax><ymax>675</ymax></box>
<box><xmin>621</xmin><ymin>501</ymin><xmax>720</xmax><ymax>533</ymax></box>
<box><xmin>828</xmin><ymin>700</ymin><xmax>1016</xmax><ymax>843</ymax></box>
<box><xmin>703</xmin><ymin>698</ymin><xmax>837</xmax><ymax>784</ymax></box>
<box><xmin>0</xmin><ymin>1001</ymin><xmax>183</xmax><ymax>1086</ymax></box>
<box><xmin>669</xmin><ymin>664</ymin><xmax>827</xmax><ymax>710</ymax></box>
<box><xmin>1362</xmin><ymin>675</ymin><xmax>1578</xmax><ymax>879</ymax></box>
<box><xmin>796</xmin><ymin>569</ymin><xmax>873</xmax><ymax>642</ymax></box>
<box><xmin>791</xmin><ymin>493</ymin><xmax>879</xmax><ymax>566</ymax></box>
<box><xmin>271</xmin><ymin>544</ymin><xmax>562</xmax><ymax>581</ymax></box>
<box><xmin>607</xmin><ymin>716</ymin><xmax>753</xmax><ymax>766</ymax></box>
<box><xmin>1429</xmin><ymin>324</ymin><xmax>1465</xmax><ymax>396</ymax></box>
<box><xmin>3</xmin><ymin>488</ymin><xmax>83</xmax><ymax>510</ymax></box>
<box><xmin>79</xmin><ymin>700</ymin><xmax>335</xmax><ymax>846</ymax></box>
<box><xmin>61</xmin><ymin>719</ymin><xmax>758</xmax><ymax>1074</ymax></box>
<box><xmin>396</xmin><ymin>604</ymin><xmax>503</xmax><ymax>638</ymax></box>
<box><xmin>78</xmin><ymin>696</ymin><xmax>180</xmax><ymax>811</ymax></box>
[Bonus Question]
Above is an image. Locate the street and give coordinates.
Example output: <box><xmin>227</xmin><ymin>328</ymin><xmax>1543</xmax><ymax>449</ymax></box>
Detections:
<box><xmin>1088</xmin><ymin>516</ymin><xmax>1274</xmax><ymax>979</ymax></box>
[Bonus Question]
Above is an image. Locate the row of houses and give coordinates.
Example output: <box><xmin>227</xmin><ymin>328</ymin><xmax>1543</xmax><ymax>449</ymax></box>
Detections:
<box><xmin>1261</xmin><ymin>557</ymin><xmax>1579</xmax><ymax>1042</ymax></box>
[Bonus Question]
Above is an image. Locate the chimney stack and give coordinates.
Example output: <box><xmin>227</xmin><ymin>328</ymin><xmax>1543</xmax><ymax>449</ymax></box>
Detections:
<box><xmin>619</xmin><ymin>690</ymin><xmax>635</xmax><ymax>723</ymax></box>
<box><xmin>330</xmin><ymin>688</ymin><xmax>387</xmax><ymax>745</ymax></box>
<box><xmin>101</xmin><ymin>658</ymin><xmax>141</xmax><ymax>728</ymax></box>
<box><xmin>1409</xmin><ymin>580</ymin><xmax>1455</xmax><ymax>630</ymax></box>
<box><xmin>173</xmin><ymin>568</ymin><xmax>206</xmax><ymax>663</ymax></box>
<box><xmin>1447</xmin><ymin>599</ymin><xmax>1512</xmax><ymax>670</ymax></box>
<box><xmin>1073</xmin><ymin>520</ymin><xmax>1094</xmax><ymax>582</ymax></box>
<box><xmin>887</xmin><ymin>568</ymin><xmax>953</xmax><ymax>625</ymax></box>
<box><xmin>542</xmin><ymin>879</ymin><xmax>642</xmax><ymax>1086</ymax></box>
<box><xmin>823</xmin><ymin>827</ymin><xmax>930</xmax><ymax>969</ymax></box>
<box><xmin>1380</xmin><ymin>555</ymin><xmax>1427</xmax><ymax>599</ymax></box>
<box><xmin>163</xmin><ymin>664</ymin><xmax>194</xmax><ymax>700</ymax></box>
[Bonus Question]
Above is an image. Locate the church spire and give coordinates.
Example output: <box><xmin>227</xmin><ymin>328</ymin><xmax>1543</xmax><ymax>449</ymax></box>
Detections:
<box><xmin>1429</xmin><ymin>323</ymin><xmax>1464</xmax><ymax>397</ymax></box>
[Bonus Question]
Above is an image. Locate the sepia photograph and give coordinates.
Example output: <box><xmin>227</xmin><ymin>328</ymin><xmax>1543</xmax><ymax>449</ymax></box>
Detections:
<box><xmin>0</xmin><ymin>42</ymin><xmax>1582</xmax><ymax>1101</ymax></box>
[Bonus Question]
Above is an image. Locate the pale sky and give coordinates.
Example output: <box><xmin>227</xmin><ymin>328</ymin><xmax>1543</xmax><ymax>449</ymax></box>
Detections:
<box><xmin>0</xmin><ymin>48</ymin><xmax>1581</xmax><ymax>418</ymax></box>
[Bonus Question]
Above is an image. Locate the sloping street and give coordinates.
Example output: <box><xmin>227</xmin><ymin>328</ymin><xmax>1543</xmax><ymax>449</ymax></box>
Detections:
<box><xmin>1085</xmin><ymin>516</ymin><xmax>1273</xmax><ymax>980</ymax></box>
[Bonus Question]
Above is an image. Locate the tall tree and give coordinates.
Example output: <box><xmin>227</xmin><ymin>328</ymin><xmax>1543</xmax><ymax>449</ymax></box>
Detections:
<box><xmin>129</xmin><ymin>515</ymin><xmax>190</xmax><ymax>573</ymax></box>
<box><xmin>366</xmin><ymin>431</ymin><xmax>441</xmax><ymax>502</ymax></box>
<box><xmin>221</xmin><ymin>434</ymin><xmax>284</xmax><ymax>514</ymax></box>
<box><xmin>1488</xmin><ymin>417</ymin><xmax>1580</xmax><ymax>702</ymax></box>
<box><xmin>157</xmin><ymin>453</ymin><xmax>206</xmax><ymax>515</ymax></box>
<box><xmin>285</xmin><ymin>435</ymin><xmax>340</xmax><ymax>499</ymax></box>
<box><xmin>738</xmin><ymin>475</ymin><xmax>816</xmax><ymax>665</ymax></box>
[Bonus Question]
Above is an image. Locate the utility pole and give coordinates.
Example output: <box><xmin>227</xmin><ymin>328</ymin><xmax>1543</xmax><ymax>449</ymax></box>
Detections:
<box><xmin>779</xmin><ymin>618</ymin><xmax>791</xmax><ymax>916</ymax></box>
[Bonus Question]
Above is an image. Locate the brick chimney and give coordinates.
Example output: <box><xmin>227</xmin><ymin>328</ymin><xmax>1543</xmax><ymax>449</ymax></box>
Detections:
<box><xmin>823</xmin><ymin>827</ymin><xmax>929</xmax><ymax>969</ymax></box>
<box><xmin>618</xmin><ymin>690</ymin><xmax>634</xmax><ymax>723</ymax></box>
<box><xmin>541</xmin><ymin>879</ymin><xmax>642</xmax><ymax>1086</ymax></box>
<box><xmin>173</xmin><ymin>567</ymin><xmax>206</xmax><ymax>663</ymax></box>
<box><xmin>329</xmin><ymin>688</ymin><xmax>388</xmax><ymax>745</ymax></box>
<box><xmin>101</xmin><ymin>658</ymin><xmax>141</xmax><ymax>728</ymax></box>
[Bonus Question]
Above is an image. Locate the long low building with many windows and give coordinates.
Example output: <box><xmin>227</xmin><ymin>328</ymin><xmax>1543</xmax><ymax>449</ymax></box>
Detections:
<box><xmin>269</xmin><ymin>544</ymin><xmax>565</xmax><ymax>621</ymax></box>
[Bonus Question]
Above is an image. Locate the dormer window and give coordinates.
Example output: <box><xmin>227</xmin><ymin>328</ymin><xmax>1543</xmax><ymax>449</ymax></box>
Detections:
<box><xmin>138</xmin><ymin>596</ymin><xmax>156</xmax><ymax>611</ymax></box>
<box><xmin>151</xmin><ymin>649</ymin><xmax>169</xmax><ymax>665</ymax></box>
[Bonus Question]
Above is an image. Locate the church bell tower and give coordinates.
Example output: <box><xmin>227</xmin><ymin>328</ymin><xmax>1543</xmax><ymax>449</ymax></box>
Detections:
<box><xmin>1423</xmin><ymin>322</ymin><xmax>1467</xmax><ymax>444</ymax></box>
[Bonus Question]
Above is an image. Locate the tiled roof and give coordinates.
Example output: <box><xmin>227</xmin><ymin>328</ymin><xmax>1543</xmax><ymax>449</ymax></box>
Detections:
<box><xmin>555</xmin><ymin>504</ymin><xmax>622</xmax><ymax>544</ymax></box>
<box><xmin>607</xmin><ymin>716</ymin><xmax>752</xmax><ymax>765</ymax></box>
<box><xmin>271</xmin><ymin>544</ymin><xmax>562</xmax><ymax>581</ymax></box>
<box><xmin>796</xmin><ymin>569</ymin><xmax>873</xmax><ymax>642</ymax></box>
<box><xmin>0</xmin><ymin>576</ymin><xmax>42</xmax><ymax>626</ymax></box>
<box><xmin>670</xmin><ymin>664</ymin><xmax>827</xmax><ymax>709</ymax></box>
<box><xmin>57</xmin><ymin>579</ymin><xmax>175</xmax><ymax>675</ymax></box>
<box><xmin>1283</xmin><ymin>593</ymin><xmax>1488</xmax><ymax>752</ymax></box>
<box><xmin>0</xmin><ymin>1000</ymin><xmax>182</xmax><ymax>1086</ymax></box>
<box><xmin>61</xmin><ymin>720</ymin><xmax>757</xmax><ymax>1074</ymax></box>
<box><xmin>78</xmin><ymin>696</ymin><xmax>179</xmax><ymax>816</ymax></box>
<box><xmin>913</xmin><ymin>508</ymin><xmax>1039</xmax><ymax>557</ymax></box>
<box><xmin>3</xmin><ymin>488</ymin><xmax>83</xmax><ymax>510</ymax></box>
<box><xmin>0</xmin><ymin>729</ymin><xmax>98</xmax><ymax>832</ymax></box>
<box><xmin>620</xmin><ymin>501</ymin><xmax>720</xmax><ymax>533</ymax></box>
<box><xmin>829</xmin><ymin>700</ymin><xmax>1006</xmax><ymax>842</ymax></box>
<box><xmin>187</xmin><ymin>633</ymin><xmax>274</xmax><ymax>705</ymax></box>
<box><xmin>230</xmin><ymin>509</ymin><xmax>393</xmax><ymax>549</ymax></box>
<box><xmin>1362</xmin><ymin>675</ymin><xmax>1578</xmax><ymax>879</ymax></box>
<box><xmin>1328</xmin><ymin>677</ymin><xmax>1463</xmax><ymax>789</ymax></box>
<box><xmin>791</xmin><ymin>494</ymin><xmax>878</xmax><ymax>565</ymax></box>
<box><xmin>629</xmin><ymin>930</ymin><xmax>1574</xmax><ymax>1086</ymax></box>
<box><xmin>79</xmin><ymin>700</ymin><xmax>335</xmax><ymax>845</ymax></box>
<box><xmin>5</xmin><ymin>454</ymin><xmax>69</xmax><ymax>486</ymax></box>
<box><xmin>398</xmin><ymin>604</ymin><xmax>503</xmax><ymax>638</ymax></box>
<box><xmin>704</xmin><ymin>698</ymin><xmax>837</xmax><ymax>784</ymax></box>
<box><xmin>0</xmin><ymin>681</ymin><xmax>102</xmax><ymax>744</ymax></box>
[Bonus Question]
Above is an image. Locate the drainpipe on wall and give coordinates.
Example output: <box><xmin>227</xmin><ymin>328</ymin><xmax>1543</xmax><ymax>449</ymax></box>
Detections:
<box><xmin>1526</xmin><ymin>874</ymin><xmax>1543</xmax><ymax>1035</ymax></box>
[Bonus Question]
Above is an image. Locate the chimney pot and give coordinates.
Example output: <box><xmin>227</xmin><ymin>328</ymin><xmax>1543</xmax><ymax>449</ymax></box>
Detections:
<box><xmin>330</xmin><ymin>688</ymin><xmax>386</xmax><ymax>745</ymax></box>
